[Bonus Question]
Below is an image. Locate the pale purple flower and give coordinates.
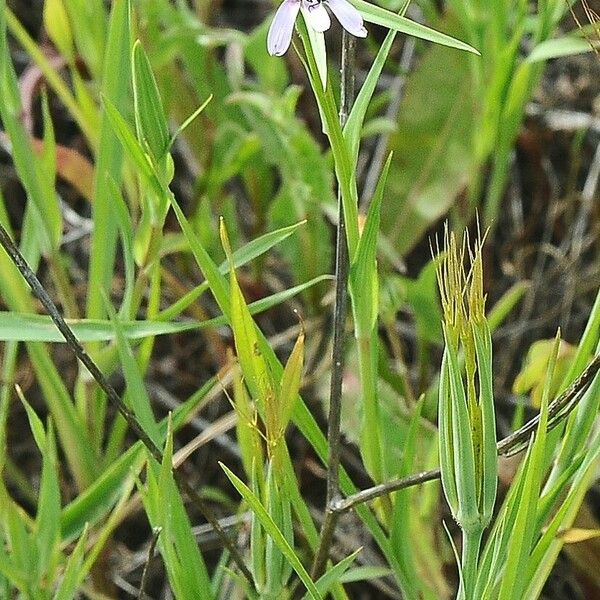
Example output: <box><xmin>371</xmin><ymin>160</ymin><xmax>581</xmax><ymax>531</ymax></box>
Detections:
<box><xmin>267</xmin><ymin>0</ymin><xmax>367</xmax><ymax>57</ymax></box>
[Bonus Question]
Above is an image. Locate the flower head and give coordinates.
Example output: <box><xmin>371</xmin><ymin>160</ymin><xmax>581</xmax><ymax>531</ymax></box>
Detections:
<box><xmin>267</xmin><ymin>0</ymin><xmax>367</xmax><ymax>57</ymax></box>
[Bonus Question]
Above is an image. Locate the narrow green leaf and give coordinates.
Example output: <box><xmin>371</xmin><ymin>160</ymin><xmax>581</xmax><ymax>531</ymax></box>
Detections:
<box><xmin>102</xmin><ymin>94</ymin><xmax>163</xmax><ymax>195</ymax></box>
<box><xmin>169</xmin><ymin>185</ymin><xmax>409</xmax><ymax>594</ymax></box>
<box><xmin>168</xmin><ymin>94</ymin><xmax>213</xmax><ymax>151</ymax></box>
<box><xmin>302</xmin><ymin>550</ymin><xmax>361</xmax><ymax>599</ymax></box>
<box><xmin>107</xmin><ymin>177</ymin><xmax>135</xmax><ymax>317</ymax></box>
<box><xmin>498</xmin><ymin>334</ymin><xmax>559</xmax><ymax>600</ymax></box>
<box><xmin>158</xmin><ymin>220</ymin><xmax>309</xmax><ymax>321</ymax></box>
<box><xmin>104</xmin><ymin>300</ymin><xmax>162</xmax><ymax>447</ymax></box>
<box><xmin>34</xmin><ymin>419</ymin><xmax>61</xmax><ymax>584</ymax></box>
<box><xmin>221</xmin><ymin>220</ymin><xmax>274</xmax><ymax>404</ymax></box>
<box><xmin>221</xmin><ymin>463</ymin><xmax>322</xmax><ymax>600</ymax></box>
<box><xmin>132</xmin><ymin>40</ymin><xmax>169</xmax><ymax>160</ymax></box>
<box><xmin>250</xmin><ymin>463</ymin><xmax>266</xmax><ymax>590</ymax></box>
<box><xmin>142</xmin><ymin>420</ymin><xmax>214</xmax><ymax>598</ymax></box>
<box><xmin>53</xmin><ymin>525</ymin><xmax>88</xmax><ymax>600</ymax></box>
<box><xmin>265</xmin><ymin>464</ymin><xmax>285</xmax><ymax>595</ymax></box>
<box><xmin>349</xmin><ymin>153</ymin><xmax>392</xmax><ymax>337</ymax></box>
<box><xmin>61</xmin><ymin>443</ymin><xmax>145</xmax><ymax>541</ymax></box>
<box><xmin>527</xmin><ymin>35</ymin><xmax>599</xmax><ymax>62</ymax></box>
<box><xmin>345</xmin><ymin>11</ymin><xmax>403</xmax><ymax>167</ymax></box>
<box><xmin>339</xmin><ymin>565</ymin><xmax>393</xmax><ymax>584</ymax></box>
<box><xmin>43</xmin><ymin>0</ymin><xmax>74</xmax><ymax>62</ymax></box>
<box><xmin>304</xmin><ymin>19</ymin><xmax>327</xmax><ymax>89</ymax></box>
<box><xmin>86</xmin><ymin>0</ymin><xmax>131</xmax><ymax>320</ymax></box>
<box><xmin>17</xmin><ymin>391</ymin><xmax>46</xmax><ymax>452</ymax></box>
<box><xmin>473</xmin><ymin>323</ymin><xmax>497</xmax><ymax>523</ymax></box>
<box><xmin>445</xmin><ymin>337</ymin><xmax>479</xmax><ymax>531</ymax></box>
<box><xmin>0</xmin><ymin>277</ymin><xmax>330</xmax><ymax>343</ymax></box>
<box><xmin>351</xmin><ymin>0</ymin><xmax>479</xmax><ymax>54</ymax></box>
<box><xmin>279</xmin><ymin>330</ymin><xmax>304</xmax><ymax>432</ymax></box>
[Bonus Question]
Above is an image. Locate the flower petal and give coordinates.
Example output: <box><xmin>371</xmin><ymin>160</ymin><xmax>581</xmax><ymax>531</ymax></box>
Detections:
<box><xmin>301</xmin><ymin>1</ymin><xmax>331</xmax><ymax>33</ymax></box>
<box><xmin>325</xmin><ymin>0</ymin><xmax>367</xmax><ymax>37</ymax></box>
<box><xmin>267</xmin><ymin>0</ymin><xmax>301</xmax><ymax>56</ymax></box>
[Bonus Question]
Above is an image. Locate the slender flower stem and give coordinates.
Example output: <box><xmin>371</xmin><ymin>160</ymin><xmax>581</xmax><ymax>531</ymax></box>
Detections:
<box><xmin>0</xmin><ymin>223</ymin><xmax>255</xmax><ymax>590</ymax></box>
<box><xmin>311</xmin><ymin>30</ymin><xmax>356</xmax><ymax>581</ymax></box>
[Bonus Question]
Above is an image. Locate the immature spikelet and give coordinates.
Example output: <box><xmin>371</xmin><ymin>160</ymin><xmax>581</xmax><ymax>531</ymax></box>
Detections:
<box><xmin>436</xmin><ymin>225</ymin><xmax>497</xmax><ymax>533</ymax></box>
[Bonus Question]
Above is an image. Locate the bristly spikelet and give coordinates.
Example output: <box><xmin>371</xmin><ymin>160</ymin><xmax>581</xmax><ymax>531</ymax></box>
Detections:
<box><xmin>436</xmin><ymin>224</ymin><xmax>497</xmax><ymax>537</ymax></box>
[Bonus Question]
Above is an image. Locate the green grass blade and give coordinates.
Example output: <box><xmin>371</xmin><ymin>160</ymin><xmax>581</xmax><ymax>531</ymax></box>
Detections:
<box><xmin>221</xmin><ymin>463</ymin><xmax>322</xmax><ymax>600</ymax></box>
<box><xmin>104</xmin><ymin>301</ymin><xmax>162</xmax><ymax>447</ymax></box>
<box><xmin>497</xmin><ymin>334</ymin><xmax>559</xmax><ymax>600</ymax></box>
<box><xmin>53</xmin><ymin>525</ymin><xmax>88</xmax><ymax>600</ymax></box>
<box><xmin>60</xmin><ymin>443</ymin><xmax>145</xmax><ymax>541</ymax></box>
<box><xmin>350</xmin><ymin>0</ymin><xmax>479</xmax><ymax>54</ymax></box>
<box><xmin>86</xmin><ymin>0</ymin><xmax>131</xmax><ymax>320</ymax></box>
<box><xmin>142</xmin><ymin>425</ymin><xmax>213</xmax><ymax>599</ymax></box>
<box><xmin>132</xmin><ymin>39</ymin><xmax>170</xmax><ymax>161</ymax></box>
<box><xmin>303</xmin><ymin>550</ymin><xmax>361</xmax><ymax>600</ymax></box>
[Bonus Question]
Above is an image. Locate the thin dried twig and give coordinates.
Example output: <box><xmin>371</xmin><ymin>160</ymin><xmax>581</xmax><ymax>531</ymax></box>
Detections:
<box><xmin>310</xmin><ymin>29</ymin><xmax>356</xmax><ymax>581</ymax></box>
<box><xmin>138</xmin><ymin>527</ymin><xmax>161</xmax><ymax>600</ymax></box>
<box><xmin>0</xmin><ymin>222</ymin><xmax>255</xmax><ymax>590</ymax></box>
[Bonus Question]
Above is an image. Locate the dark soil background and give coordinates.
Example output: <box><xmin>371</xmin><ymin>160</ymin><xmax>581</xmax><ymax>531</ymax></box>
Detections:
<box><xmin>2</xmin><ymin>0</ymin><xmax>600</xmax><ymax>598</ymax></box>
